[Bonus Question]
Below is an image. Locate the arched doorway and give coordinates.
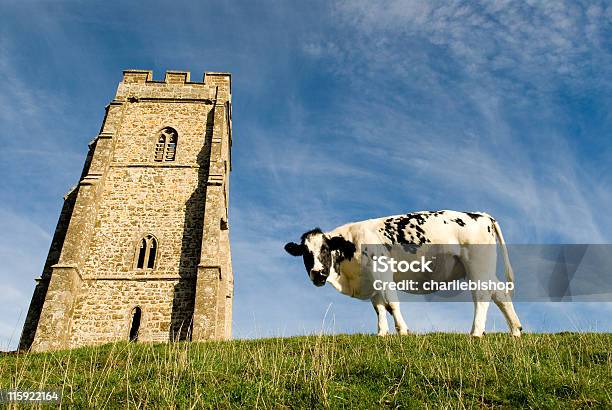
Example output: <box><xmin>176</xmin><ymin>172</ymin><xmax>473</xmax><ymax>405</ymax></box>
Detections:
<box><xmin>129</xmin><ymin>307</ymin><xmax>142</xmax><ymax>342</ymax></box>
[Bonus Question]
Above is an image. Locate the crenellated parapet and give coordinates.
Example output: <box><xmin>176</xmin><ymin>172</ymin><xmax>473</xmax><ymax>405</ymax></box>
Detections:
<box><xmin>116</xmin><ymin>70</ymin><xmax>231</xmax><ymax>103</ymax></box>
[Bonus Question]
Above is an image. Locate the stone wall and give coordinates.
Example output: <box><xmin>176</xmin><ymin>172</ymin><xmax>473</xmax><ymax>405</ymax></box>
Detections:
<box><xmin>69</xmin><ymin>279</ymin><xmax>196</xmax><ymax>346</ymax></box>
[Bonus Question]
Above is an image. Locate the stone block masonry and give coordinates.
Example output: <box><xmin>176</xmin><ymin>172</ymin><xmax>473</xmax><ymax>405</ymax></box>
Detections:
<box><xmin>19</xmin><ymin>70</ymin><xmax>233</xmax><ymax>351</ymax></box>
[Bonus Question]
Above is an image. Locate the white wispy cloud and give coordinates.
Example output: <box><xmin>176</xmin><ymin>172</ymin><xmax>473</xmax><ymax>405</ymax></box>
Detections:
<box><xmin>295</xmin><ymin>0</ymin><xmax>612</xmax><ymax>243</ymax></box>
<box><xmin>332</xmin><ymin>0</ymin><xmax>610</xmax><ymax>85</ymax></box>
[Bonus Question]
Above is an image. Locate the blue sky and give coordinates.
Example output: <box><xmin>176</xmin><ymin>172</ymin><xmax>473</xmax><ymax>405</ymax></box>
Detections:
<box><xmin>1</xmin><ymin>1</ymin><xmax>611</xmax><ymax>350</ymax></box>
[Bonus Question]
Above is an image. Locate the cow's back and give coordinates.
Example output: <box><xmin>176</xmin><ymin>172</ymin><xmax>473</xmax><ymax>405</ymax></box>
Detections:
<box><xmin>325</xmin><ymin>210</ymin><xmax>499</xmax><ymax>299</ymax></box>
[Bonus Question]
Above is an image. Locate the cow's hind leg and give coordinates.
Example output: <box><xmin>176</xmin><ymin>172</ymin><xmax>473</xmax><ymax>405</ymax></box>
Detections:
<box><xmin>385</xmin><ymin>302</ymin><xmax>409</xmax><ymax>335</ymax></box>
<box><xmin>371</xmin><ymin>294</ymin><xmax>389</xmax><ymax>336</ymax></box>
<box><xmin>492</xmin><ymin>290</ymin><xmax>522</xmax><ymax>337</ymax></box>
<box><xmin>465</xmin><ymin>246</ymin><xmax>497</xmax><ymax>337</ymax></box>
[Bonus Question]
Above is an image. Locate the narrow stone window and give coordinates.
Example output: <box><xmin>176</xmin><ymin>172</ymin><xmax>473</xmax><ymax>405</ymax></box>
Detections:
<box><xmin>165</xmin><ymin>132</ymin><xmax>177</xmax><ymax>161</ymax></box>
<box><xmin>129</xmin><ymin>307</ymin><xmax>142</xmax><ymax>342</ymax></box>
<box><xmin>154</xmin><ymin>135</ymin><xmax>166</xmax><ymax>162</ymax></box>
<box><xmin>136</xmin><ymin>238</ymin><xmax>147</xmax><ymax>268</ymax></box>
<box><xmin>154</xmin><ymin>127</ymin><xmax>178</xmax><ymax>162</ymax></box>
<box><xmin>147</xmin><ymin>237</ymin><xmax>157</xmax><ymax>268</ymax></box>
<box><xmin>136</xmin><ymin>235</ymin><xmax>157</xmax><ymax>269</ymax></box>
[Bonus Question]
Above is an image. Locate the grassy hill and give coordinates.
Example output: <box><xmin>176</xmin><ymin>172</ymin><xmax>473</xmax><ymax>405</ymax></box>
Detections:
<box><xmin>1</xmin><ymin>333</ymin><xmax>610</xmax><ymax>408</ymax></box>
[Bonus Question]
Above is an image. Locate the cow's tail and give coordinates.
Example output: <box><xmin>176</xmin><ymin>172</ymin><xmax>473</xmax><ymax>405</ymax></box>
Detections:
<box><xmin>492</xmin><ymin>219</ymin><xmax>514</xmax><ymax>284</ymax></box>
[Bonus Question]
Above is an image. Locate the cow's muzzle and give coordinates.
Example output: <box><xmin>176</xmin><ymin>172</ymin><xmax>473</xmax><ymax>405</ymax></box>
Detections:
<box><xmin>311</xmin><ymin>270</ymin><xmax>327</xmax><ymax>287</ymax></box>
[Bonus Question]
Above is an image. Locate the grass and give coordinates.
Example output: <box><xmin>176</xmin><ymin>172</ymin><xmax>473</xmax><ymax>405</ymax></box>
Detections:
<box><xmin>1</xmin><ymin>333</ymin><xmax>610</xmax><ymax>408</ymax></box>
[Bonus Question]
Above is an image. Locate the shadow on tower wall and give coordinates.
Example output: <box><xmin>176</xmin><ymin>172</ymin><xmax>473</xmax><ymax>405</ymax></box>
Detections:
<box><xmin>169</xmin><ymin>108</ymin><xmax>214</xmax><ymax>341</ymax></box>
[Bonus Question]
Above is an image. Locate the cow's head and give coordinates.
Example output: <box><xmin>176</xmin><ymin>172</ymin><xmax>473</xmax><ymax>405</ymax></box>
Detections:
<box><xmin>284</xmin><ymin>228</ymin><xmax>356</xmax><ymax>287</ymax></box>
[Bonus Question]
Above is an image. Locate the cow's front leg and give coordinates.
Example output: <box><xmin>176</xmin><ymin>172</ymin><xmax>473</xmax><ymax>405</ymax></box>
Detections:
<box><xmin>371</xmin><ymin>295</ymin><xmax>389</xmax><ymax>336</ymax></box>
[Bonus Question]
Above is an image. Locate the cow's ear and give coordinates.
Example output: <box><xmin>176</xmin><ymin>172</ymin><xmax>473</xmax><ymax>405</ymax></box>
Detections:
<box><xmin>328</xmin><ymin>236</ymin><xmax>356</xmax><ymax>260</ymax></box>
<box><xmin>284</xmin><ymin>242</ymin><xmax>304</xmax><ymax>256</ymax></box>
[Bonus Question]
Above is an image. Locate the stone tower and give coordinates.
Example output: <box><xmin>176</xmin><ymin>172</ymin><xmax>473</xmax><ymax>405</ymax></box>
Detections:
<box><xmin>19</xmin><ymin>70</ymin><xmax>233</xmax><ymax>352</ymax></box>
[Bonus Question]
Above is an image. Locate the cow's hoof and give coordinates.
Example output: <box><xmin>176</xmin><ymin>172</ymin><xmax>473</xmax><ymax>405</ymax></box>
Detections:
<box><xmin>512</xmin><ymin>327</ymin><xmax>522</xmax><ymax>337</ymax></box>
<box><xmin>398</xmin><ymin>329</ymin><xmax>409</xmax><ymax>335</ymax></box>
<box><xmin>470</xmin><ymin>332</ymin><xmax>485</xmax><ymax>338</ymax></box>
<box><xmin>377</xmin><ymin>331</ymin><xmax>389</xmax><ymax>337</ymax></box>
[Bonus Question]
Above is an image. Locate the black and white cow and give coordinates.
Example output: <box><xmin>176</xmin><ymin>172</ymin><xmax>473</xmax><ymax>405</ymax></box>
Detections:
<box><xmin>284</xmin><ymin>210</ymin><xmax>522</xmax><ymax>337</ymax></box>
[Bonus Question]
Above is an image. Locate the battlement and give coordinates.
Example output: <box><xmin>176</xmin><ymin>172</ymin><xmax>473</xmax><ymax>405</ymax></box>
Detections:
<box><xmin>122</xmin><ymin>70</ymin><xmax>153</xmax><ymax>83</ymax></box>
<box><xmin>122</xmin><ymin>69</ymin><xmax>230</xmax><ymax>87</ymax></box>
<box><xmin>118</xmin><ymin>70</ymin><xmax>231</xmax><ymax>102</ymax></box>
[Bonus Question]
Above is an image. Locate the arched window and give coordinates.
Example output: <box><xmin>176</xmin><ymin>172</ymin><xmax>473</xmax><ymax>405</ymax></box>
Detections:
<box><xmin>154</xmin><ymin>127</ymin><xmax>178</xmax><ymax>162</ymax></box>
<box><xmin>136</xmin><ymin>235</ymin><xmax>157</xmax><ymax>269</ymax></box>
<box><xmin>129</xmin><ymin>306</ymin><xmax>142</xmax><ymax>342</ymax></box>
